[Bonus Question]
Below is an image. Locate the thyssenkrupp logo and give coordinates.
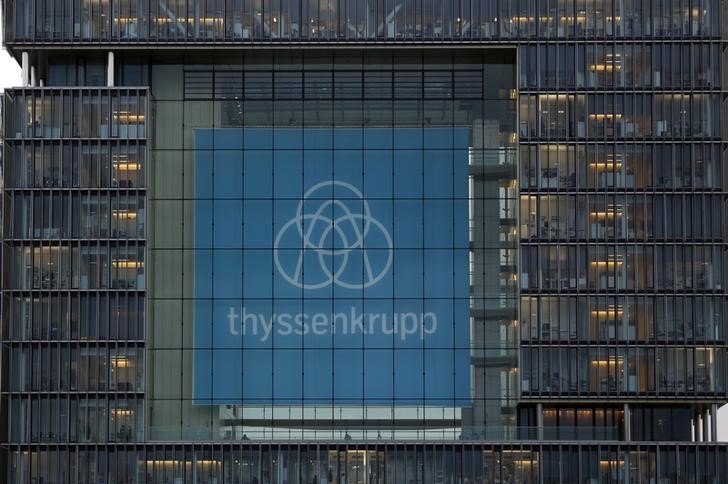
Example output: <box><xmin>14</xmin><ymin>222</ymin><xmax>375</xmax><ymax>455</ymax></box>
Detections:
<box><xmin>273</xmin><ymin>180</ymin><xmax>393</xmax><ymax>290</ymax></box>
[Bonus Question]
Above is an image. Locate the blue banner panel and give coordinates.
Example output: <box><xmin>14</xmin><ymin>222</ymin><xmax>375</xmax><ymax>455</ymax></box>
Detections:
<box><xmin>193</xmin><ymin>128</ymin><xmax>471</xmax><ymax>405</ymax></box>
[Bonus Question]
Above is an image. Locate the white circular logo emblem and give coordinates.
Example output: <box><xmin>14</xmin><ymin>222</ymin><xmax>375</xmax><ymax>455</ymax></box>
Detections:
<box><xmin>274</xmin><ymin>180</ymin><xmax>393</xmax><ymax>290</ymax></box>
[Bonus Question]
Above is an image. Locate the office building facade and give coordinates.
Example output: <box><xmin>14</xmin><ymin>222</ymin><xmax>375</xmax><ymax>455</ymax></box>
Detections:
<box><xmin>0</xmin><ymin>0</ymin><xmax>727</xmax><ymax>482</ymax></box>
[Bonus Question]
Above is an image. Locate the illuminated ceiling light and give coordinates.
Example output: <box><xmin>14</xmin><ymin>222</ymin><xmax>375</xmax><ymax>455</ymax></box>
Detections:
<box><xmin>590</xmin><ymin>53</ymin><xmax>622</xmax><ymax>72</ymax></box>
<box><xmin>197</xmin><ymin>17</ymin><xmax>224</xmax><ymax>24</ymax></box>
<box><xmin>112</xmin><ymin>259</ymin><xmax>144</xmax><ymax>269</ymax></box>
<box><xmin>111</xmin><ymin>409</ymin><xmax>134</xmax><ymax>416</ymax></box>
<box><xmin>113</xmin><ymin>162</ymin><xmax>141</xmax><ymax>171</ymax></box>
<box><xmin>591</xmin><ymin>304</ymin><xmax>624</xmax><ymax>316</ymax></box>
<box><xmin>112</xmin><ymin>210</ymin><xmax>138</xmax><ymax>220</ymax></box>
<box><xmin>590</xmin><ymin>255</ymin><xmax>624</xmax><ymax>267</ymax></box>
<box><xmin>591</xmin><ymin>356</ymin><xmax>624</xmax><ymax>365</ymax></box>
<box><xmin>590</xmin><ymin>260</ymin><xmax>623</xmax><ymax>267</ymax></box>
<box><xmin>589</xmin><ymin>63</ymin><xmax>622</xmax><ymax>72</ymax></box>
<box><xmin>111</xmin><ymin>356</ymin><xmax>131</xmax><ymax>368</ymax></box>
<box><xmin>113</xmin><ymin>111</ymin><xmax>145</xmax><ymax>123</ymax></box>
<box><xmin>591</xmin><ymin>204</ymin><xmax>623</xmax><ymax>219</ymax></box>
<box><xmin>589</xmin><ymin>113</ymin><xmax>623</xmax><ymax>120</ymax></box>
<box><xmin>590</xmin><ymin>161</ymin><xmax>622</xmax><ymax>170</ymax></box>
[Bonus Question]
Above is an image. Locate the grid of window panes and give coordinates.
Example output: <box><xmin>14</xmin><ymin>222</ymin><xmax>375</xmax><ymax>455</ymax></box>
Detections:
<box><xmin>6</xmin><ymin>442</ymin><xmax>728</xmax><ymax>483</ymax></box>
<box><xmin>518</xmin><ymin>45</ymin><xmax>727</xmax><ymax>413</ymax></box>
<box><xmin>5</xmin><ymin>0</ymin><xmax>723</xmax><ymax>42</ymax></box>
<box><xmin>518</xmin><ymin>100</ymin><xmax>726</xmax><ymax>399</ymax></box>
<box><xmin>145</xmin><ymin>50</ymin><xmax>519</xmax><ymax>441</ymax></box>
<box><xmin>0</xmin><ymin>88</ymin><xmax>148</xmax><ymax>445</ymax></box>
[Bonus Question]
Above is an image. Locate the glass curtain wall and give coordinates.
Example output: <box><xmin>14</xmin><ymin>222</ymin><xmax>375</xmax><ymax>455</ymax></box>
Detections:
<box><xmin>0</xmin><ymin>88</ymin><xmax>148</xmax><ymax>446</ymax></box>
<box><xmin>146</xmin><ymin>49</ymin><xmax>518</xmax><ymax>441</ymax></box>
<box><xmin>7</xmin><ymin>0</ymin><xmax>721</xmax><ymax>42</ymax></box>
